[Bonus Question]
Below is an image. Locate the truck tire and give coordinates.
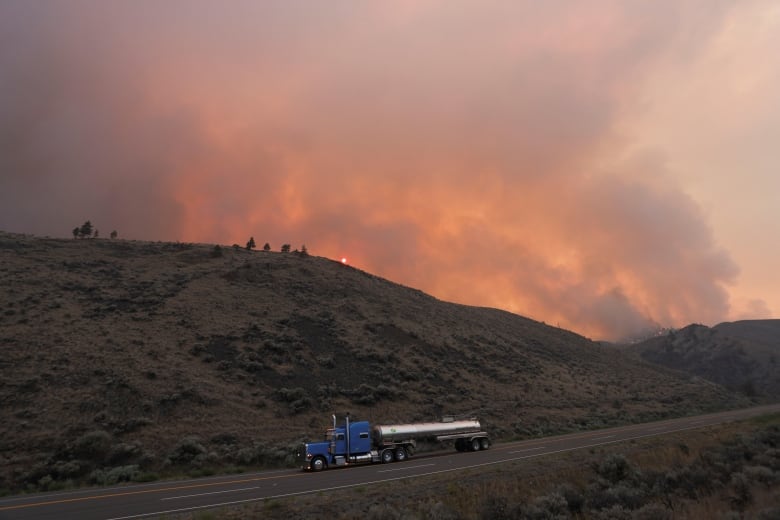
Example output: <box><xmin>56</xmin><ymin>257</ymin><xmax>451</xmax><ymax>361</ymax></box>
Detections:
<box><xmin>480</xmin><ymin>438</ymin><xmax>490</xmax><ymax>450</ymax></box>
<box><xmin>381</xmin><ymin>449</ymin><xmax>394</xmax><ymax>463</ymax></box>
<box><xmin>311</xmin><ymin>456</ymin><xmax>327</xmax><ymax>471</ymax></box>
<box><xmin>394</xmin><ymin>446</ymin><xmax>407</xmax><ymax>462</ymax></box>
<box><xmin>471</xmin><ymin>438</ymin><xmax>481</xmax><ymax>451</ymax></box>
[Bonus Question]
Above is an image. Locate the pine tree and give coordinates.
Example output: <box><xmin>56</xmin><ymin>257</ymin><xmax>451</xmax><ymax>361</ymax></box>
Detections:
<box><xmin>79</xmin><ymin>221</ymin><xmax>93</xmax><ymax>238</ymax></box>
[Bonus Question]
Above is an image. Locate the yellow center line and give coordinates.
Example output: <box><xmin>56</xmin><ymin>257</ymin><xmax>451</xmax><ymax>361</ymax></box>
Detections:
<box><xmin>0</xmin><ymin>472</ymin><xmax>302</xmax><ymax>511</ymax></box>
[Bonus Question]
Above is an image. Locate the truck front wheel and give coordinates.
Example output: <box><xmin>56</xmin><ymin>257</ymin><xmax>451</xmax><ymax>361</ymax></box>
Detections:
<box><xmin>311</xmin><ymin>457</ymin><xmax>327</xmax><ymax>471</ymax></box>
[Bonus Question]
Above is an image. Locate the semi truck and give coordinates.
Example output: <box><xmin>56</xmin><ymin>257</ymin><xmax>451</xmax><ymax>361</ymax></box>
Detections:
<box><xmin>296</xmin><ymin>413</ymin><xmax>489</xmax><ymax>471</ymax></box>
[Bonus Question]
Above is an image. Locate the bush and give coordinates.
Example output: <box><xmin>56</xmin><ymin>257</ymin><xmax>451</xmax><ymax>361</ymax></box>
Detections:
<box><xmin>592</xmin><ymin>505</ymin><xmax>631</xmax><ymax>519</ymax></box>
<box><xmin>418</xmin><ymin>501</ymin><xmax>462</xmax><ymax>520</ymax></box>
<box><xmin>632</xmin><ymin>502</ymin><xmax>673</xmax><ymax>520</ymax></box>
<box><xmin>595</xmin><ymin>453</ymin><xmax>633</xmax><ymax>484</ymax></box>
<box><xmin>274</xmin><ymin>387</ymin><xmax>312</xmax><ymax>414</ymax></box>
<box><xmin>132</xmin><ymin>472</ymin><xmax>160</xmax><ymax>483</ymax></box>
<box><xmin>556</xmin><ymin>483</ymin><xmax>584</xmax><ymax>513</ymax></box>
<box><xmin>728</xmin><ymin>472</ymin><xmax>752</xmax><ymax>510</ymax></box>
<box><xmin>167</xmin><ymin>436</ymin><xmax>207</xmax><ymax>466</ymax></box>
<box><xmin>366</xmin><ymin>503</ymin><xmax>403</xmax><ymax>520</ymax></box>
<box><xmin>73</xmin><ymin>430</ymin><xmax>113</xmax><ymax>463</ymax></box>
<box><xmin>478</xmin><ymin>496</ymin><xmax>513</xmax><ymax>520</ymax></box>
<box><xmin>108</xmin><ymin>442</ymin><xmax>142</xmax><ymax>465</ymax></box>
<box><xmin>743</xmin><ymin>465</ymin><xmax>775</xmax><ymax>486</ymax></box>
<box><xmin>531</xmin><ymin>491</ymin><xmax>569</xmax><ymax>518</ymax></box>
<box><xmin>50</xmin><ymin>460</ymin><xmax>82</xmax><ymax>479</ymax></box>
<box><xmin>89</xmin><ymin>465</ymin><xmax>140</xmax><ymax>485</ymax></box>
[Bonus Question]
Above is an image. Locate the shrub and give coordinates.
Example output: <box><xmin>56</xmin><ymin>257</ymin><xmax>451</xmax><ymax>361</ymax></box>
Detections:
<box><xmin>167</xmin><ymin>436</ymin><xmax>207</xmax><ymax>466</ymax></box>
<box><xmin>632</xmin><ymin>502</ymin><xmax>673</xmax><ymax>520</ymax></box>
<box><xmin>53</xmin><ymin>460</ymin><xmax>83</xmax><ymax>479</ymax></box>
<box><xmin>132</xmin><ymin>472</ymin><xmax>160</xmax><ymax>483</ymax></box>
<box><xmin>274</xmin><ymin>387</ymin><xmax>311</xmax><ymax>414</ymax></box>
<box><xmin>556</xmin><ymin>483</ymin><xmax>584</xmax><ymax>513</ymax></box>
<box><xmin>89</xmin><ymin>465</ymin><xmax>140</xmax><ymax>486</ymax></box>
<box><xmin>73</xmin><ymin>430</ymin><xmax>113</xmax><ymax>463</ymax></box>
<box><xmin>108</xmin><ymin>442</ymin><xmax>142</xmax><ymax>465</ymax></box>
<box><xmin>530</xmin><ymin>491</ymin><xmax>569</xmax><ymax>518</ymax></box>
<box><xmin>37</xmin><ymin>475</ymin><xmax>54</xmax><ymax>491</ymax></box>
<box><xmin>728</xmin><ymin>472</ymin><xmax>752</xmax><ymax>511</ymax></box>
<box><xmin>366</xmin><ymin>503</ymin><xmax>403</xmax><ymax>520</ymax></box>
<box><xmin>743</xmin><ymin>465</ymin><xmax>775</xmax><ymax>486</ymax></box>
<box><xmin>595</xmin><ymin>453</ymin><xmax>633</xmax><ymax>484</ymax></box>
<box><xmin>418</xmin><ymin>501</ymin><xmax>462</xmax><ymax>520</ymax></box>
<box><xmin>478</xmin><ymin>496</ymin><xmax>513</xmax><ymax>520</ymax></box>
<box><xmin>592</xmin><ymin>505</ymin><xmax>631</xmax><ymax>519</ymax></box>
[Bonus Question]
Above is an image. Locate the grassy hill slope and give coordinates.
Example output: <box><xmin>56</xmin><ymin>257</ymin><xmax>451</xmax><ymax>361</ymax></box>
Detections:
<box><xmin>0</xmin><ymin>232</ymin><xmax>749</xmax><ymax>492</ymax></box>
<box><xmin>631</xmin><ymin>320</ymin><xmax>780</xmax><ymax>398</ymax></box>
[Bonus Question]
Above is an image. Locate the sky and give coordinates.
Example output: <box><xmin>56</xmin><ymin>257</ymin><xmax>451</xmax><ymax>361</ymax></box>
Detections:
<box><xmin>1</xmin><ymin>1</ymin><xmax>778</xmax><ymax>341</ymax></box>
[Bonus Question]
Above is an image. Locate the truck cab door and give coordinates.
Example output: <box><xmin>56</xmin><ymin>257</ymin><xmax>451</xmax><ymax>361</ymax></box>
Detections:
<box><xmin>332</xmin><ymin>432</ymin><xmax>346</xmax><ymax>455</ymax></box>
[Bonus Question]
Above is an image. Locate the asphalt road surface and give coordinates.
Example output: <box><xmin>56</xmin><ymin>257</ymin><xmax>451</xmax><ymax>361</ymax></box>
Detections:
<box><xmin>2</xmin><ymin>403</ymin><xmax>779</xmax><ymax>520</ymax></box>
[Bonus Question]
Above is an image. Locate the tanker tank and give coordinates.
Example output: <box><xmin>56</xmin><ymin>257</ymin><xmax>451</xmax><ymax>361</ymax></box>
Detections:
<box><xmin>373</xmin><ymin>419</ymin><xmax>483</xmax><ymax>444</ymax></box>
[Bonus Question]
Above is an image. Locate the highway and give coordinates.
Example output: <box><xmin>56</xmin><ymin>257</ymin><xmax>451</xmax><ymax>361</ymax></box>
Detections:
<box><xmin>2</xmin><ymin>403</ymin><xmax>779</xmax><ymax>520</ymax></box>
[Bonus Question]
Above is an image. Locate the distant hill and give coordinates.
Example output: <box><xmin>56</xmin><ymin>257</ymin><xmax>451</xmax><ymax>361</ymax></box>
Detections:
<box><xmin>630</xmin><ymin>320</ymin><xmax>780</xmax><ymax>398</ymax></box>
<box><xmin>0</xmin><ymin>232</ymin><xmax>749</xmax><ymax>492</ymax></box>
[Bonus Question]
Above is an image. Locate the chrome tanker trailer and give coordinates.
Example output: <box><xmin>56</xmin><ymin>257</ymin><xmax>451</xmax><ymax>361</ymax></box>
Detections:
<box><xmin>297</xmin><ymin>414</ymin><xmax>489</xmax><ymax>471</ymax></box>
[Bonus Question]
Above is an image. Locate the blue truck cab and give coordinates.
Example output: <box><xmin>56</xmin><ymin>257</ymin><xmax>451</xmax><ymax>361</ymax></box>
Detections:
<box><xmin>297</xmin><ymin>416</ymin><xmax>378</xmax><ymax>471</ymax></box>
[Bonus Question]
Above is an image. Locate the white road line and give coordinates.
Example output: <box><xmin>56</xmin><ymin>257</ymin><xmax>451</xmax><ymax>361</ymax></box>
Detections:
<box><xmin>161</xmin><ymin>486</ymin><xmax>263</xmax><ymax>501</ymax></box>
<box><xmin>591</xmin><ymin>435</ymin><xmax>615</xmax><ymax>440</ymax></box>
<box><xmin>377</xmin><ymin>464</ymin><xmax>436</xmax><ymax>473</ymax></box>
<box><xmin>508</xmin><ymin>447</ymin><xmax>547</xmax><ymax>454</ymax></box>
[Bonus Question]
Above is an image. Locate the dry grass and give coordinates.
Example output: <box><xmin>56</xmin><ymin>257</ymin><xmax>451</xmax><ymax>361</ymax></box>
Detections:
<box><xmin>0</xmin><ymin>232</ymin><xmax>753</xmax><ymax>494</ymax></box>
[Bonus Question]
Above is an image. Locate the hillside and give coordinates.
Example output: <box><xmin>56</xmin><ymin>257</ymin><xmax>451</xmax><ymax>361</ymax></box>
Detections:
<box><xmin>631</xmin><ymin>320</ymin><xmax>780</xmax><ymax>398</ymax></box>
<box><xmin>0</xmin><ymin>232</ymin><xmax>749</xmax><ymax>492</ymax></box>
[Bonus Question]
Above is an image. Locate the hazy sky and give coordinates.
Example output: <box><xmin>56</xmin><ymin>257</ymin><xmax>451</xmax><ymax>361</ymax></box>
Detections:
<box><xmin>1</xmin><ymin>1</ymin><xmax>778</xmax><ymax>340</ymax></box>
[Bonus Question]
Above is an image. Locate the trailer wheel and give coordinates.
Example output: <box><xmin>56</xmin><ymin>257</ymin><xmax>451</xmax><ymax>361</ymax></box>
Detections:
<box><xmin>311</xmin><ymin>456</ymin><xmax>327</xmax><ymax>471</ymax></box>
<box><xmin>480</xmin><ymin>438</ymin><xmax>490</xmax><ymax>450</ymax></box>
<box><xmin>394</xmin><ymin>446</ymin><xmax>407</xmax><ymax>462</ymax></box>
<box><xmin>471</xmin><ymin>438</ymin><xmax>481</xmax><ymax>451</ymax></box>
<box><xmin>381</xmin><ymin>449</ymin><xmax>394</xmax><ymax>464</ymax></box>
